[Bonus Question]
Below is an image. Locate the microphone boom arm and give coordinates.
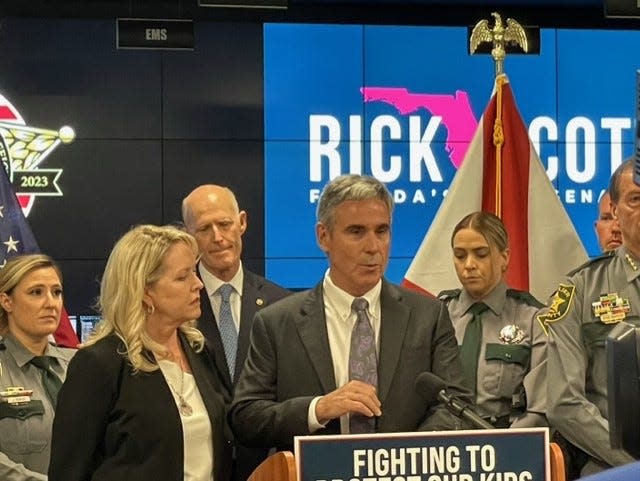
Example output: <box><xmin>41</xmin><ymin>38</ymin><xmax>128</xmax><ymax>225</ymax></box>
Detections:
<box><xmin>437</xmin><ymin>390</ymin><xmax>496</xmax><ymax>430</ymax></box>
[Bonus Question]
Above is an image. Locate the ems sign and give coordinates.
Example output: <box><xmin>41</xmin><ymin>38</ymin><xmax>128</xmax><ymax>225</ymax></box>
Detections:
<box><xmin>116</xmin><ymin>19</ymin><xmax>194</xmax><ymax>50</ymax></box>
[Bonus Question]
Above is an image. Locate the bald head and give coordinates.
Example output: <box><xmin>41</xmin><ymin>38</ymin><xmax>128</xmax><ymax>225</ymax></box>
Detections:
<box><xmin>182</xmin><ymin>185</ymin><xmax>239</xmax><ymax>227</ymax></box>
<box><xmin>182</xmin><ymin>185</ymin><xmax>246</xmax><ymax>281</ymax></box>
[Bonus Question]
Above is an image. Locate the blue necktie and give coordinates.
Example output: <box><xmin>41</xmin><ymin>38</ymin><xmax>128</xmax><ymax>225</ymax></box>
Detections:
<box><xmin>217</xmin><ymin>284</ymin><xmax>238</xmax><ymax>381</ymax></box>
<box><xmin>348</xmin><ymin>297</ymin><xmax>378</xmax><ymax>433</ymax></box>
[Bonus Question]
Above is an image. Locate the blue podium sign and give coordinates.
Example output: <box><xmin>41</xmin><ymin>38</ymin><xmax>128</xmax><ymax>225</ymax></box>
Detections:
<box><xmin>295</xmin><ymin>429</ymin><xmax>549</xmax><ymax>481</ymax></box>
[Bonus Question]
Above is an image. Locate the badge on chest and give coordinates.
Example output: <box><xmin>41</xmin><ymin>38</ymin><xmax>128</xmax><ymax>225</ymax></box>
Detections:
<box><xmin>0</xmin><ymin>386</ymin><xmax>34</xmax><ymax>405</ymax></box>
<box><xmin>592</xmin><ymin>292</ymin><xmax>631</xmax><ymax>324</ymax></box>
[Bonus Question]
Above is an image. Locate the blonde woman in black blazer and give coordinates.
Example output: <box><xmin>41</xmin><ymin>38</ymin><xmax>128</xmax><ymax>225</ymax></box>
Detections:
<box><xmin>49</xmin><ymin>225</ymin><xmax>232</xmax><ymax>481</ymax></box>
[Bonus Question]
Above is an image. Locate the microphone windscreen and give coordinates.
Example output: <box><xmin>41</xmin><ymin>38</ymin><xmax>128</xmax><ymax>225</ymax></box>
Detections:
<box><xmin>414</xmin><ymin>371</ymin><xmax>446</xmax><ymax>402</ymax></box>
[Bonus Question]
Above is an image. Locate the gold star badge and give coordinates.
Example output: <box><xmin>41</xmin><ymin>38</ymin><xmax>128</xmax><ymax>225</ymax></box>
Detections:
<box><xmin>537</xmin><ymin>283</ymin><xmax>575</xmax><ymax>335</ymax></box>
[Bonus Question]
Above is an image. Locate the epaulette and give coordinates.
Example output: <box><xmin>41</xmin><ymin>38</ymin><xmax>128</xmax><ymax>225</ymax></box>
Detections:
<box><xmin>566</xmin><ymin>250</ymin><xmax>615</xmax><ymax>277</ymax></box>
<box><xmin>437</xmin><ymin>289</ymin><xmax>461</xmax><ymax>301</ymax></box>
<box><xmin>506</xmin><ymin>289</ymin><xmax>544</xmax><ymax>308</ymax></box>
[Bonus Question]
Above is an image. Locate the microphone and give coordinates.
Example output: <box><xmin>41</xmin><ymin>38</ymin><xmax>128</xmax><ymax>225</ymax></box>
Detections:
<box><xmin>414</xmin><ymin>372</ymin><xmax>495</xmax><ymax>430</ymax></box>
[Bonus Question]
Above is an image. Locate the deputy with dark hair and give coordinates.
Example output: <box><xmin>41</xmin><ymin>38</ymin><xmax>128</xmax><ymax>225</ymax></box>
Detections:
<box><xmin>542</xmin><ymin>158</ymin><xmax>639</xmax><ymax>477</ymax></box>
<box><xmin>229</xmin><ymin>174</ymin><xmax>471</xmax><ymax>451</ymax></box>
<box><xmin>439</xmin><ymin>211</ymin><xmax>546</xmax><ymax>429</ymax></box>
<box><xmin>0</xmin><ymin>254</ymin><xmax>74</xmax><ymax>481</ymax></box>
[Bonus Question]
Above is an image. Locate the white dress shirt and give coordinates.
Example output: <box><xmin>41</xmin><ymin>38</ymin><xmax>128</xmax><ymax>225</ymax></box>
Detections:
<box><xmin>307</xmin><ymin>271</ymin><xmax>381</xmax><ymax>434</ymax></box>
<box><xmin>199</xmin><ymin>262</ymin><xmax>244</xmax><ymax>332</ymax></box>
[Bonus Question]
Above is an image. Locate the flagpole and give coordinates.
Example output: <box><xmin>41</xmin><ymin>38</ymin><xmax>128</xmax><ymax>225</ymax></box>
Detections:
<box><xmin>404</xmin><ymin>12</ymin><xmax>588</xmax><ymax>300</ymax></box>
<box><xmin>470</xmin><ymin>13</ymin><xmax>527</xmax><ymax>219</ymax></box>
<box><xmin>493</xmin><ymin>75</ymin><xmax>505</xmax><ymax>216</ymax></box>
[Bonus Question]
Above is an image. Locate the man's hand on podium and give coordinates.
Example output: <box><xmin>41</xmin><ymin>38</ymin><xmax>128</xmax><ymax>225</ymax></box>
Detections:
<box><xmin>315</xmin><ymin>380</ymin><xmax>382</xmax><ymax>425</ymax></box>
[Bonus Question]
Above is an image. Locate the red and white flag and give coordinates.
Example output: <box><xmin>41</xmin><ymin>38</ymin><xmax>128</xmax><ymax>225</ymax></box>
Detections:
<box><xmin>403</xmin><ymin>75</ymin><xmax>588</xmax><ymax>301</ymax></box>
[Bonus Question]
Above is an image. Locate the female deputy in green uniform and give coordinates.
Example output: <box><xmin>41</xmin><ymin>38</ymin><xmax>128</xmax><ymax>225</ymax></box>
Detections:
<box><xmin>438</xmin><ymin>212</ymin><xmax>547</xmax><ymax>428</ymax></box>
<box><xmin>0</xmin><ymin>254</ymin><xmax>75</xmax><ymax>481</ymax></box>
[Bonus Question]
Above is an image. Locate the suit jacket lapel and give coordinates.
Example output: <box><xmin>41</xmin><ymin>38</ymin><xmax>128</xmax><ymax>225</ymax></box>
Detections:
<box><xmin>237</xmin><ymin>269</ymin><xmax>260</xmax><ymax>382</ymax></box>
<box><xmin>180</xmin><ymin>333</ymin><xmax>223</xmax><ymax>429</ymax></box>
<box><xmin>295</xmin><ymin>283</ymin><xmax>337</xmax><ymax>393</ymax></box>
<box><xmin>377</xmin><ymin>281</ymin><xmax>410</xmax><ymax>403</ymax></box>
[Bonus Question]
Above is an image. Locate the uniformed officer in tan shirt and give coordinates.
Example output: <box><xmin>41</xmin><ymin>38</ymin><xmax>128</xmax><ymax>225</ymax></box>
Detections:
<box><xmin>541</xmin><ymin>158</ymin><xmax>639</xmax><ymax>477</ymax></box>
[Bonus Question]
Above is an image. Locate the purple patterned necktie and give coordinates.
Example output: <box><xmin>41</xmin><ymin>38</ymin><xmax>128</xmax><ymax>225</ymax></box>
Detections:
<box><xmin>348</xmin><ymin>297</ymin><xmax>378</xmax><ymax>434</ymax></box>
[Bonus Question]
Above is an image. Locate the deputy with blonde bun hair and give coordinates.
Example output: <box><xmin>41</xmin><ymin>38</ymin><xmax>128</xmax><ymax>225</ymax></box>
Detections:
<box><xmin>49</xmin><ymin>224</ymin><xmax>231</xmax><ymax>481</ymax></box>
<box><xmin>0</xmin><ymin>254</ymin><xmax>75</xmax><ymax>481</ymax></box>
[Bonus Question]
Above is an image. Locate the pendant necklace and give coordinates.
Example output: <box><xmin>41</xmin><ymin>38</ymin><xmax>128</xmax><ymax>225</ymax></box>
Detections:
<box><xmin>176</xmin><ymin>371</ymin><xmax>193</xmax><ymax>417</ymax></box>
<box><xmin>171</xmin><ymin>357</ymin><xmax>193</xmax><ymax>417</ymax></box>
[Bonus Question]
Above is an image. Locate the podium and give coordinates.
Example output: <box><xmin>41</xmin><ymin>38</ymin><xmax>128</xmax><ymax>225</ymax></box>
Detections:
<box><xmin>248</xmin><ymin>451</ymin><xmax>296</xmax><ymax>481</ymax></box>
<box><xmin>249</xmin><ymin>433</ymin><xmax>565</xmax><ymax>481</ymax></box>
<box><xmin>549</xmin><ymin>442</ymin><xmax>566</xmax><ymax>481</ymax></box>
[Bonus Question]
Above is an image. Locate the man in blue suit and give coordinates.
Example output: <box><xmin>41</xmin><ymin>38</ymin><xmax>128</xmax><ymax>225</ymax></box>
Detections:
<box><xmin>182</xmin><ymin>184</ymin><xmax>290</xmax><ymax>481</ymax></box>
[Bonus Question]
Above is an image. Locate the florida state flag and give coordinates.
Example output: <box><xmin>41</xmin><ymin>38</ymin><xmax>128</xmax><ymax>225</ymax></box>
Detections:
<box><xmin>403</xmin><ymin>74</ymin><xmax>588</xmax><ymax>301</ymax></box>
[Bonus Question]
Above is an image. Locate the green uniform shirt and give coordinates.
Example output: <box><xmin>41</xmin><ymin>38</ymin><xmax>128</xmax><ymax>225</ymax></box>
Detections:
<box><xmin>440</xmin><ymin>281</ymin><xmax>547</xmax><ymax>428</ymax></box>
<box><xmin>541</xmin><ymin>246</ymin><xmax>639</xmax><ymax>471</ymax></box>
<box><xmin>0</xmin><ymin>333</ymin><xmax>75</xmax><ymax>480</ymax></box>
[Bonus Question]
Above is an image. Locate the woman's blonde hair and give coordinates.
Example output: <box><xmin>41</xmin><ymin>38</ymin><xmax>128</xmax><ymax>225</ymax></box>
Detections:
<box><xmin>0</xmin><ymin>254</ymin><xmax>62</xmax><ymax>334</ymax></box>
<box><xmin>85</xmin><ymin>224</ymin><xmax>204</xmax><ymax>372</ymax></box>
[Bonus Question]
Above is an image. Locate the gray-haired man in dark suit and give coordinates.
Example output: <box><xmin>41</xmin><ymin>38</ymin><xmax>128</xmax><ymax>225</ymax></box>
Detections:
<box><xmin>230</xmin><ymin>174</ymin><xmax>472</xmax><ymax>452</ymax></box>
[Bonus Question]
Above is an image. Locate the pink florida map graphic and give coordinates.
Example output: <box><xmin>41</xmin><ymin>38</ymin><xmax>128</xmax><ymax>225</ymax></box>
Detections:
<box><xmin>361</xmin><ymin>87</ymin><xmax>478</xmax><ymax>169</ymax></box>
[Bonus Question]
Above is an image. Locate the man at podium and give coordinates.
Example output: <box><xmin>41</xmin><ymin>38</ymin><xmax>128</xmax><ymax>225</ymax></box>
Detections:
<box><xmin>229</xmin><ymin>174</ymin><xmax>472</xmax><ymax>451</ymax></box>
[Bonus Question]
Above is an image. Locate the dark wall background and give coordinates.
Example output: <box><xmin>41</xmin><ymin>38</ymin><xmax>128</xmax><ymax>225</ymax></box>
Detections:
<box><xmin>1</xmin><ymin>0</ymin><xmax>638</xmax><ymax>28</ymax></box>
<box><xmin>0</xmin><ymin>17</ymin><xmax>263</xmax><ymax>314</ymax></box>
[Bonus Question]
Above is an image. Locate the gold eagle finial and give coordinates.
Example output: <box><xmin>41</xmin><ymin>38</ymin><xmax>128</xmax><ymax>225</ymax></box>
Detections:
<box><xmin>470</xmin><ymin>12</ymin><xmax>528</xmax><ymax>77</ymax></box>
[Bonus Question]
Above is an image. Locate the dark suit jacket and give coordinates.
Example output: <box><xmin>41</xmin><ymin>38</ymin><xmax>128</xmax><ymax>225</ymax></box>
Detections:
<box><xmin>197</xmin><ymin>266</ymin><xmax>291</xmax><ymax>396</ymax></box>
<box><xmin>197</xmin><ymin>266</ymin><xmax>290</xmax><ymax>481</ymax></box>
<box><xmin>49</xmin><ymin>334</ymin><xmax>232</xmax><ymax>481</ymax></box>
<box><xmin>229</xmin><ymin>280</ymin><xmax>472</xmax><ymax>451</ymax></box>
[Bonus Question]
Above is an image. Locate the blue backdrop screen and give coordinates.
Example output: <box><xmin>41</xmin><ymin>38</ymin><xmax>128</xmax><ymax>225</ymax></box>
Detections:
<box><xmin>264</xmin><ymin>24</ymin><xmax>638</xmax><ymax>289</ymax></box>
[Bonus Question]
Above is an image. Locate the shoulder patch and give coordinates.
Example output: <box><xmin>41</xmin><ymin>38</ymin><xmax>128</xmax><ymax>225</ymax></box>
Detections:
<box><xmin>536</xmin><ymin>283</ymin><xmax>576</xmax><ymax>335</ymax></box>
<box><xmin>506</xmin><ymin>289</ymin><xmax>544</xmax><ymax>308</ymax></box>
<box><xmin>567</xmin><ymin>251</ymin><xmax>615</xmax><ymax>277</ymax></box>
<box><xmin>438</xmin><ymin>289</ymin><xmax>461</xmax><ymax>301</ymax></box>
